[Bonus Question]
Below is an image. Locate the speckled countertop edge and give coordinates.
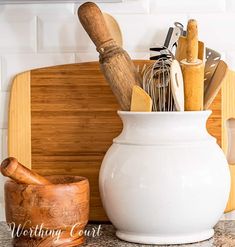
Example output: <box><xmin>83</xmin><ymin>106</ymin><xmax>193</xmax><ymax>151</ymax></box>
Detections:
<box><xmin>1</xmin><ymin>221</ymin><xmax>235</xmax><ymax>246</ymax></box>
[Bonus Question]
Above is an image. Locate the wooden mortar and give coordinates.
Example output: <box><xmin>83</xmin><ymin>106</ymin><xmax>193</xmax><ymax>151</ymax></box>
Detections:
<box><xmin>4</xmin><ymin>175</ymin><xmax>89</xmax><ymax>247</ymax></box>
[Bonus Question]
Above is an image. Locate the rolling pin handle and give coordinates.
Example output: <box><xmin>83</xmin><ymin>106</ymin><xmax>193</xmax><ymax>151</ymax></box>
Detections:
<box><xmin>78</xmin><ymin>2</ymin><xmax>114</xmax><ymax>49</ymax></box>
<box><xmin>186</xmin><ymin>19</ymin><xmax>198</xmax><ymax>63</ymax></box>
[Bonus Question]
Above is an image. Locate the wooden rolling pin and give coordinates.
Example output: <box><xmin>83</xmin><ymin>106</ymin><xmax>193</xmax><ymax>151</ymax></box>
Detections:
<box><xmin>78</xmin><ymin>2</ymin><xmax>141</xmax><ymax>111</ymax></box>
<box><xmin>180</xmin><ymin>19</ymin><xmax>204</xmax><ymax>111</ymax></box>
<box><xmin>1</xmin><ymin>157</ymin><xmax>51</xmax><ymax>185</ymax></box>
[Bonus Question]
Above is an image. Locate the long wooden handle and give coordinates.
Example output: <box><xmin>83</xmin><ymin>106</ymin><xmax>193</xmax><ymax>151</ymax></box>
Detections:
<box><xmin>180</xmin><ymin>62</ymin><xmax>204</xmax><ymax>111</ymax></box>
<box><xmin>78</xmin><ymin>2</ymin><xmax>113</xmax><ymax>49</ymax></box>
<box><xmin>186</xmin><ymin>19</ymin><xmax>198</xmax><ymax>63</ymax></box>
<box><xmin>1</xmin><ymin>157</ymin><xmax>51</xmax><ymax>185</ymax></box>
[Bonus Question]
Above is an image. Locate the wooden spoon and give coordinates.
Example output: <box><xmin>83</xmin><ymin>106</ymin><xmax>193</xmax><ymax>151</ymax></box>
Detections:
<box><xmin>103</xmin><ymin>13</ymin><xmax>123</xmax><ymax>47</ymax></box>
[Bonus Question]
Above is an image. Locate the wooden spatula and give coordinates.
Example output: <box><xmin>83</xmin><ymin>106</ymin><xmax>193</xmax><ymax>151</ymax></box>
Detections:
<box><xmin>131</xmin><ymin>86</ymin><xmax>152</xmax><ymax>112</ymax></box>
<box><xmin>204</xmin><ymin>60</ymin><xmax>228</xmax><ymax>109</ymax></box>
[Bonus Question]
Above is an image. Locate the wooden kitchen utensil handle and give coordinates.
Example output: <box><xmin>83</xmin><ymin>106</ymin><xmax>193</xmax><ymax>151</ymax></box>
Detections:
<box><xmin>180</xmin><ymin>19</ymin><xmax>204</xmax><ymax>111</ymax></box>
<box><xmin>186</xmin><ymin>19</ymin><xmax>198</xmax><ymax>63</ymax></box>
<box><xmin>78</xmin><ymin>2</ymin><xmax>142</xmax><ymax>111</ymax></box>
<box><xmin>1</xmin><ymin>157</ymin><xmax>52</xmax><ymax>185</ymax></box>
<box><xmin>78</xmin><ymin>2</ymin><xmax>113</xmax><ymax>49</ymax></box>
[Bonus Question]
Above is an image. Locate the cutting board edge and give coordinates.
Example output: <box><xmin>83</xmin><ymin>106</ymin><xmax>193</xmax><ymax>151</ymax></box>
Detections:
<box><xmin>8</xmin><ymin>70</ymin><xmax>32</xmax><ymax>169</ymax></box>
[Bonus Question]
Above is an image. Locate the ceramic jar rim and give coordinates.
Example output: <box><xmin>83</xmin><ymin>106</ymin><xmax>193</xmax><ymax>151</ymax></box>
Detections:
<box><xmin>118</xmin><ymin>110</ymin><xmax>212</xmax><ymax>116</ymax></box>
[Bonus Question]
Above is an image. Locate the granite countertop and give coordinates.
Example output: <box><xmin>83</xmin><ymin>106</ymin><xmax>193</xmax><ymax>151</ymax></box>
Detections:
<box><xmin>1</xmin><ymin>221</ymin><xmax>235</xmax><ymax>246</ymax></box>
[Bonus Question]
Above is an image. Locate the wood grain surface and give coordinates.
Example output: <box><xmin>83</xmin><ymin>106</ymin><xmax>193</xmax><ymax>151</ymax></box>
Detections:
<box><xmin>30</xmin><ymin>62</ymin><xmax>124</xmax><ymax>221</ymax></box>
<box><xmin>8</xmin><ymin>61</ymin><xmax>224</xmax><ymax>221</ymax></box>
<box><xmin>5</xmin><ymin>175</ymin><xmax>89</xmax><ymax>246</ymax></box>
<box><xmin>222</xmin><ymin>70</ymin><xmax>235</xmax><ymax>213</ymax></box>
<box><xmin>221</xmin><ymin>70</ymin><xmax>235</xmax><ymax>154</ymax></box>
<box><xmin>8</xmin><ymin>71</ymin><xmax>31</xmax><ymax>168</ymax></box>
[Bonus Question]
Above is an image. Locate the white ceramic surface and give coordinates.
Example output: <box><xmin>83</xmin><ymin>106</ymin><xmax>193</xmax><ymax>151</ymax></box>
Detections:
<box><xmin>99</xmin><ymin>111</ymin><xmax>230</xmax><ymax>245</ymax></box>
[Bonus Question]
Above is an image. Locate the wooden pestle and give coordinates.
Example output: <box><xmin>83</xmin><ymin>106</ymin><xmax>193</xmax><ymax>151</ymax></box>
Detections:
<box><xmin>78</xmin><ymin>2</ymin><xmax>141</xmax><ymax>111</ymax></box>
<box><xmin>1</xmin><ymin>157</ymin><xmax>51</xmax><ymax>185</ymax></box>
<box><xmin>180</xmin><ymin>19</ymin><xmax>204</xmax><ymax>111</ymax></box>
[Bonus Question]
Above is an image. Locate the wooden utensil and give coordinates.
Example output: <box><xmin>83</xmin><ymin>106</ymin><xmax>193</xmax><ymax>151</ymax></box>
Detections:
<box><xmin>103</xmin><ymin>13</ymin><xmax>123</xmax><ymax>47</ymax></box>
<box><xmin>175</xmin><ymin>36</ymin><xmax>205</xmax><ymax>62</ymax></box>
<box><xmin>180</xmin><ymin>19</ymin><xmax>204</xmax><ymax>111</ymax></box>
<box><xmin>7</xmin><ymin>61</ymin><xmax>227</xmax><ymax>221</ymax></box>
<box><xmin>131</xmin><ymin>85</ymin><xmax>152</xmax><ymax>112</ymax></box>
<box><xmin>5</xmin><ymin>175</ymin><xmax>89</xmax><ymax>246</ymax></box>
<box><xmin>204</xmin><ymin>48</ymin><xmax>221</xmax><ymax>92</ymax></box>
<box><xmin>1</xmin><ymin>157</ymin><xmax>51</xmax><ymax>185</ymax></box>
<box><xmin>170</xmin><ymin>60</ymin><xmax>184</xmax><ymax>111</ymax></box>
<box><xmin>204</xmin><ymin>60</ymin><xmax>228</xmax><ymax>109</ymax></box>
<box><xmin>78</xmin><ymin>2</ymin><xmax>141</xmax><ymax>111</ymax></box>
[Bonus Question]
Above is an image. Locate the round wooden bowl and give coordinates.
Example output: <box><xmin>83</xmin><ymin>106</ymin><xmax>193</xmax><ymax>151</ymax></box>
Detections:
<box><xmin>4</xmin><ymin>175</ymin><xmax>89</xmax><ymax>247</ymax></box>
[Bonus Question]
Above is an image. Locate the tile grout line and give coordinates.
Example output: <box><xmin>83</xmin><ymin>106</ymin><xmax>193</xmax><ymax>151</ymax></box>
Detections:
<box><xmin>36</xmin><ymin>15</ymin><xmax>39</xmax><ymax>54</ymax></box>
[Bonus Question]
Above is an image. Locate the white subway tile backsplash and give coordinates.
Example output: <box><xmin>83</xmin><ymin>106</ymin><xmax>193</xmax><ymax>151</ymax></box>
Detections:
<box><xmin>2</xmin><ymin>129</ymin><xmax>7</xmax><ymax>160</ymax></box>
<box><xmin>226</xmin><ymin>0</ymin><xmax>235</xmax><ymax>12</ymax></box>
<box><xmin>1</xmin><ymin>53</ymin><xmax>75</xmax><ymax>91</ymax></box>
<box><xmin>0</xmin><ymin>129</ymin><xmax>7</xmax><ymax>217</ymax></box>
<box><xmin>0</xmin><ymin>57</ymin><xmax>2</xmax><ymax>91</ymax></box>
<box><xmin>0</xmin><ymin>130</ymin><xmax>2</xmax><ymax>162</ymax></box>
<box><xmin>115</xmin><ymin>14</ymin><xmax>187</xmax><ymax>52</ymax></box>
<box><xmin>38</xmin><ymin>15</ymin><xmax>96</xmax><ymax>52</ymax></box>
<box><xmin>128</xmin><ymin>51</ymin><xmax>150</xmax><ymax>60</ymax></box>
<box><xmin>0</xmin><ymin>93</ymin><xmax>9</xmax><ymax>129</ymax></box>
<box><xmin>150</xmin><ymin>0</ymin><xmax>225</xmax><ymax>13</ymax></box>
<box><xmin>75</xmin><ymin>51</ymin><xmax>150</xmax><ymax>63</ymax></box>
<box><xmin>75</xmin><ymin>53</ymin><xmax>99</xmax><ymax>62</ymax></box>
<box><xmin>188</xmin><ymin>14</ymin><xmax>235</xmax><ymax>53</ymax></box>
<box><xmin>0</xmin><ymin>3</ymin><xmax>74</xmax><ymax>15</ymax></box>
<box><xmin>0</xmin><ymin>16</ymin><xmax>36</xmax><ymax>53</ymax></box>
<box><xmin>225</xmin><ymin>52</ymin><xmax>235</xmax><ymax>71</ymax></box>
<box><xmin>84</xmin><ymin>0</ymin><xmax>149</xmax><ymax>14</ymax></box>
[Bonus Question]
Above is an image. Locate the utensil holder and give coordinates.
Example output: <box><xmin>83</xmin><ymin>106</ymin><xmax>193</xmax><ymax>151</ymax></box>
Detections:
<box><xmin>99</xmin><ymin>111</ymin><xmax>230</xmax><ymax>245</ymax></box>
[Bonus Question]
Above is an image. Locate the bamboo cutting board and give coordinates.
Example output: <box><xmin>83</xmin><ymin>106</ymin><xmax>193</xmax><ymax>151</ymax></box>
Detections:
<box><xmin>8</xmin><ymin>61</ymin><xmax>222</xmax><ymax>221</ymax></box>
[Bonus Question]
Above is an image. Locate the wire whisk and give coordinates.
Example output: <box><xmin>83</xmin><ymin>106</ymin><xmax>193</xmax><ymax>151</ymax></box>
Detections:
<box><xmin>143</xmin><ymin>57</ymin><xmax>175</xmax><ymax>111</ymax></box>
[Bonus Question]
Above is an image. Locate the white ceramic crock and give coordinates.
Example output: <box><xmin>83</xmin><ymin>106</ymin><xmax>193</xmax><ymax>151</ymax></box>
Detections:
<box><xmin>99</xmin><ymin>110</ymin><xmax>230</xmax><ymax>245</ymax></box>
